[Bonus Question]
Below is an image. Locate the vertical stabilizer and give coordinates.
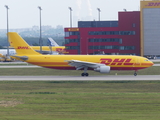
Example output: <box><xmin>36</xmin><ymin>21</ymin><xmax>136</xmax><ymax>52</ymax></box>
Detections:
<box><xmin>8</xmin><ymin>32</ymin><xmax>41</xmax><ymax>55</ymax></box>
<box><xmin>48</xmin><ymin>37</ymin><xmax>59</xmax><ymax>46</ymax></box>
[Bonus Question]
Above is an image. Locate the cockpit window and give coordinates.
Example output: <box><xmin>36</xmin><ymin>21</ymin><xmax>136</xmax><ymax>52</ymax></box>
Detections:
<box><xmin>144</xmin><ymin>59</ymin><xmax>149</xmax><ymax>61</ymax></box>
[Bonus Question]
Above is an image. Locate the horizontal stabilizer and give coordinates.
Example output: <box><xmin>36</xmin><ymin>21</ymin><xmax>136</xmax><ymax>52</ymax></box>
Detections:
<box><xmin>12</xmin><ymin>56</ymin><xmax>28</xmax><ymax>61</ymax></box>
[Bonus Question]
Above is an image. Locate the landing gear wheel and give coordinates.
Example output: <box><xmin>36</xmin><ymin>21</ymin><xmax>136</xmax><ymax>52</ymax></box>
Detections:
<box><xmin>85</xmin><ymin>73</ymin><xmax>89</xmax><ymax>76</ymax></box>
<box><xmin>134</xmin><ymin>73</ymin><xmax>137</xmax><ymax>76</ymax></box>
<box><xmin>81</xmin><ymin>67</ymin><xmax>89</xmax><ymax>77</ymax></box>
<box><xmin>81</xmin><ymin>73</ymin><xmax>85</xmax><ymax>76</ymax></box>
<box><xmin>81</xmin><ymin>73</ymin><xmax>89</xmax><ymax>76</ymax></box>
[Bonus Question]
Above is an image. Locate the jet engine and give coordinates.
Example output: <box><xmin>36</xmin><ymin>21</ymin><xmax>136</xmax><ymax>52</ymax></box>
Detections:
<box><xmin>94</xmin><ymin>66</ymin><xmax>110</xmax><ymax>73</ymax></box>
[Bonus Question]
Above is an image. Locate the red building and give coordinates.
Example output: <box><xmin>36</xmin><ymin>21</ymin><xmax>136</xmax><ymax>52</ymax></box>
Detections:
<box><xmin>64</xmin><ymin>11</ymin><xmax>140</xmax><ymax>55</ymax></box>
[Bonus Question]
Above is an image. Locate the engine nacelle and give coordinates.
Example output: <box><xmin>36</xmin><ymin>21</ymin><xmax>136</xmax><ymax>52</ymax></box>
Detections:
<box><xmin>94</xmin><ymin>66</ymin><xmax>110</xmax><ymax>73</ymax></box>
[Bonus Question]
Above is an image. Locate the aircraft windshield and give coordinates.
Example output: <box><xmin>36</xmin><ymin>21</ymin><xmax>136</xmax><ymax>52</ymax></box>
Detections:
<box><xmin>144</xmin><ymin>59</ymin><xmax>150</xmax><ymax>61</ymax></box>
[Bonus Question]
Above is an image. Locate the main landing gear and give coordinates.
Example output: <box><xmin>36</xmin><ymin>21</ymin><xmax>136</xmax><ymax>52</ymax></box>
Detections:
<box><xmin>81</xmin><ymin>73</ymin><xmax>89</xmax><ymax>76</ymax></box>
<box><xmin>81</xmin><ymin>67</ymin><xmax>89</xmax><ymax>77</ymax></box>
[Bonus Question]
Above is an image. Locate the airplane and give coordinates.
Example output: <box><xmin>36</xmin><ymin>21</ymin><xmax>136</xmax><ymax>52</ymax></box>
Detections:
<box><xmin>8</xmin><ymin>32</ymin><xmax>154</xmax><ymax>76</ymax></box>
<box><xmin>32</xmin><ymin>37</ymin><xmax>66</xmax><ymax>54</ymax></box>
<box><xmin>0</xmin><ymin>46</ymin><xmax>59</xmax><ymax>62</ymax></box>
<box><xmin>0</xmin><ymin>49</ymin><xmax>16</xmax><ymax>62</ymax></box>
<box><xmin>47</xmin><ymin>37</ymin><xmax>67</xmax><ymax>54</ymax></box>
<box><xmin>31</xmin><ymin>46</ymin><xmax>65</xmax><ymax>54</ymax></box>
<box><xmin>0</xmin><ymin>46</ymin><xmax>64</xmax><ymax>55</ymax></box>
<box><xmin>0</xmin><ymin>37</ymin><xmax>65</xmax><ymax>61</ymax></box>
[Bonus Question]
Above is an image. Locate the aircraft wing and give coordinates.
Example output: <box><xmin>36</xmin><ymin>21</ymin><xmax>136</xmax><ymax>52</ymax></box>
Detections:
<box><xmin>66</xmin><ymin>60</ymin><xmax>106</xmax><ymax>70</ymax></box>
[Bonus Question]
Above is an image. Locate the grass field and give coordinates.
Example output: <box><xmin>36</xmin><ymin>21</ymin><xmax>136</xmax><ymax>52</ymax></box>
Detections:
<box><xmin>0</xmin><ymin>65</ymin><xmax>159</xmax><ymax>119</ymax></box>
<box><xmin>0</xmin><ymin>81</ymin><xmax>160</xmax><ymax>120</ymax></box>
<box><xmin>0</xmin><ymin>66</ymin><xmax>159</xmax><ymax>76</ymax></box>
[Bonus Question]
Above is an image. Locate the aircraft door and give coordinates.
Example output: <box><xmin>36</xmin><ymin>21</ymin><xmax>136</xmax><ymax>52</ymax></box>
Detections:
<box><xmin>135</xmin><ymin>57</ymin><xmax>141</xmax><ymax>67</ymax></box>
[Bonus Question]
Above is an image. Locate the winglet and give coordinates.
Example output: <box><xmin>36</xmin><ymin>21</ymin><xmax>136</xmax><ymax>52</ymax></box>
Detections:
<box><xmin>8</xmin><ymin>32</ymin><xmax>41</xmax><ymax>55</ymax></box>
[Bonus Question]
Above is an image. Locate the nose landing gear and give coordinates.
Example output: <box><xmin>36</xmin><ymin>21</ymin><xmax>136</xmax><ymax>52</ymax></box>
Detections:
<box><xmin>134</xmin><ymin>71</ymin><xmax>137</xmax><ymax>76</ymax></box>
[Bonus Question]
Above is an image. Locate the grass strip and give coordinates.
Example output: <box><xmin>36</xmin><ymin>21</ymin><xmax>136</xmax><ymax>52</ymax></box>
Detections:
<box><xmin>0</xmin><ymin>81</ymin><xmax>160</xmax><ymax>120</ymax></box>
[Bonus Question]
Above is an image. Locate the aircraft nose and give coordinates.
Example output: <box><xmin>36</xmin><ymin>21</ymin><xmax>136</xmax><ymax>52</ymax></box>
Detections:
<box><xmin>150</xmin><ymin>61</ymin><xmax>154</xmax><ymax>66</ymax></box>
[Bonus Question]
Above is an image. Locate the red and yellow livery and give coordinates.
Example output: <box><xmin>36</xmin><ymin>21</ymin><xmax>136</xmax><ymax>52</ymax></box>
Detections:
<box><xmin>8</xmin><ymin>32</ymin><xmax>153</xmax><ymax>76</ymax></box>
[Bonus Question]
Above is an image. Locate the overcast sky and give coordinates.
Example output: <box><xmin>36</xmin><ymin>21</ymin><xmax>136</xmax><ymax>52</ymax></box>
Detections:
<box><xmin>0</xmin><ymin>0</ymin><xmax>140</xmax><ymax>29</ymax></box>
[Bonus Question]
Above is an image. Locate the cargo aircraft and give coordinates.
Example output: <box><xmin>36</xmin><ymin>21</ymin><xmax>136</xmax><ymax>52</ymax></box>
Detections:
<box><xmin>32</xmin><ymin>37</ymin><xmax>65</xmax><ymax>54</ymax></box>
<box><xmin>8</xmin><ymin>32</ymin><xmax>154</xmax><ymax>76</ymax></box>
<box><xmin>0</xmin><ymin>37</ymin><xmax>65</xmax><ymax>61</ymax></box>
<box><xmin>31</xmin><ymin>46</ymin><xmax>65</xmax><ymax>54</ymax></box>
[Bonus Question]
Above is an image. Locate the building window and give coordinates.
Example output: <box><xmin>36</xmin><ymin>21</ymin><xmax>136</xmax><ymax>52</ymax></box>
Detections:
<box><xmin>119</xmin><ymin>46</ymin><xmax>135</xmax><ymax>50</ymax></box>
<box><xmin>89</xmin><ymin>31</ymin><xmax>135</xmax><ymax>35</ymax></box>
<box><xmin>65</xmin><ymin>39</ymin><xmax>69</xmax><ymax>44</ymax></box>
<box><xmin>65</xmin><ymin>32</ymin><xmax>70</xmax><ymax>37</ymax></box>
<box><xmin>89</xmin><ymin>45</ymin><xmax>135</xmax><ymax>50</ymax></box>
<box><xmin>70</xmin><ymin>31</ymin><xmax>80</xmax><ymax>35</ymax></box>
<box><xmin>66</xmin><ymin>46</ymin><xmax>79</xmax><ymax>50</ymax></box>
<box><xmin>119</xmin><ymin>31</ymin><xmax>135</xmax><ymax>35</ymax></box>
<box><xmin>119</xmin><ymin>46</ymin><xmax>124</xmax><ymax>50</ymax></box>
<box><xmin>132</xmin><ymin>23</ymin><xmax>136</xmax><ymax>27</ymax></box>
<box><xmin>119</xmin><ymin>39</ymin><xmax>122</xmax><ymax>44</ymax></box>
<box><xmin>96</xmin><ymin>31</ymin><xmax>118</xmax><ymax>35</ymax></box>
<box><xmin>65</xmin><ymin>39</ymin><xmax>79</xmax><ymax>44</ymax></box>
<box><xmin>89</xmin><ymin>38</ymin><xmax>122</xmax><ymax>43</ymax></box>
<box><xmin>89</xmin><ymin>45</ymin><xmax>119</xmax><ymax>50</ymax></box>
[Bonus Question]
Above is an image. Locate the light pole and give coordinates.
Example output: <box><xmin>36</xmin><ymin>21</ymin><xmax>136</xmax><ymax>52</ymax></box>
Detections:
<box><xmin>38</xmin><ymin>6</ymin><xmax>42</xmax><ymax>53</ymax></box>
<box><xmin>68</xmin><ymin>7</ymin><xmax>72</xmax><ymax>27</ymax></box>
<box><xmin>97</xmin><ymin>8</ymin><xmax>101</xmax><ymax>21</ymax></box>
<box><xmin>5</xmin><ymin>5</ymin><xmax>10</xmax><ymax>58</ymax></box>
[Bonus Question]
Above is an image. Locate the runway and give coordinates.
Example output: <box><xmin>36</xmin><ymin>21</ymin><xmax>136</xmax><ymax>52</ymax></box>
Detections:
<box><xmin>0</xmin><ymin>75</ymin><xmax>159</xmax><ymax>81</ymax></box>
<box><xmin>0</xmin><ymin>62</ymin><xmax>159</xmax><ymax>81</ymax></box>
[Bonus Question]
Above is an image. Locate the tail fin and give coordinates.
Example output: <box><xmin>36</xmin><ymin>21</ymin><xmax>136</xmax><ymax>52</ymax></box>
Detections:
<box><xmin>8</xmin><ymin>32</ymin><xmax>41</xmax><ymax>55</ymax></box>
<box><xmin>48</xmin><ymin>37</ymin><xmax>59</xmax><ymax>46</ymax></box>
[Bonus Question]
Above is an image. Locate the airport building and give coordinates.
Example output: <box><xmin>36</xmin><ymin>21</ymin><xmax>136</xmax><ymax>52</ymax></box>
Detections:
<box><xmin>140</xmin><ymin>0</ymin><xmax>160</xmax><ymax>57</ymax></box>
<box><xmin>65</xmin><ymin>11</ymin><xmax>140</xmax><ymax>55</ymax></box>
<box><xmin>65</xmin><ymin>0</ymin><xmax>160</xmax><ymax>57</ymax></box>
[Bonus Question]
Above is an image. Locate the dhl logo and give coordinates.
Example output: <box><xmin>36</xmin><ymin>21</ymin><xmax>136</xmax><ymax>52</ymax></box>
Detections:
<box><xmin>100</xmin><ymin>58</ymin><xmax>133</xmax><ymax>65</ymax></box>
<box><xmin>146</xmin><ymin>2</ymin><xmax>160</xmax><ymax>6</ymax></box>
<box><xmin>56</xmin><ymin>48</ymin><xmax>63</xmax><ymax>51</ymax></box>
<box><xmin>68</xmin><ymin>28</ymin><xmax>79</xmax><ymax>31</ymax></box>
<box><xmin>17</xmin><ymin>46</ymin><xmax>31</xmax><ymax>49</ymax></box>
